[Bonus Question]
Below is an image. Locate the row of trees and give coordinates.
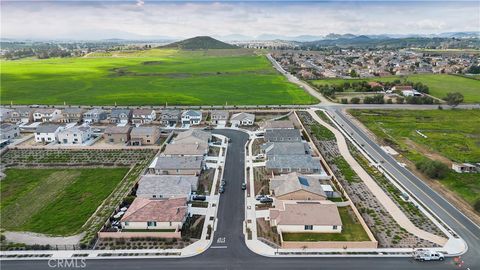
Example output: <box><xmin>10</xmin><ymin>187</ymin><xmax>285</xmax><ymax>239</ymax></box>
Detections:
<box><xmin>316</xmin><ymin>79</ymin><xmax>430</xmax><ymax>96</ymax></box>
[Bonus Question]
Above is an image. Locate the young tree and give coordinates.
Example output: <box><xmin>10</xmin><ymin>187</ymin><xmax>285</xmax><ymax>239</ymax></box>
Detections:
<box><xmin>444</xmin><ymin>92</ymin><xmax>464</xmax><ymax>108</ymax></box>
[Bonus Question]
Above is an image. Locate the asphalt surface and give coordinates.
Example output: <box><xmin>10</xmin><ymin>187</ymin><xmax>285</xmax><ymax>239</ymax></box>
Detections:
<box><xmin>2</xmin><ymin>129</ymin><xmax>474</xmax><ymax>270</ymax></box>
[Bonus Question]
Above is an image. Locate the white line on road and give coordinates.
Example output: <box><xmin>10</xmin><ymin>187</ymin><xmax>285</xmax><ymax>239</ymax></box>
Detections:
<box><xmin>210</xmin><ymin>246</ymin><xmax>228</xmax><ymax>249</ymax></box>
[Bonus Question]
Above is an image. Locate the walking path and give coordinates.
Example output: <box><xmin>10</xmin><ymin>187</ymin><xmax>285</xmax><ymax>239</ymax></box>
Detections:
<box><xmin>4</xmin><ymin>231</ymin><xmax>84</xmax><ymax>246</ymax></box>
<box><xmin>306</xmin><ymin>108</ymin><xmax>447</xmax><ymax>246</ymax></box>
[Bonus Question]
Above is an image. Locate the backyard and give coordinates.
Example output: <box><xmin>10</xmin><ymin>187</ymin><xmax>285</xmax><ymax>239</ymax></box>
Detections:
<box><xmin>0</xmin><ymin>167</ymin><xmax>129</xmax><ymax>236</ymax></box>
<box><xmin>1</xmin><ymin>49</ymin><xmax>317</xmax><ymax>106</ymax></box>
<box><xmin>282</xmin><ymin>207</ymin><xmax>370</xmax><ymax>242</ymax></box>
<box><xmin>350</xmin><ymin>109</ymin><xmax>480</xmax><ymax>206</ymax></box>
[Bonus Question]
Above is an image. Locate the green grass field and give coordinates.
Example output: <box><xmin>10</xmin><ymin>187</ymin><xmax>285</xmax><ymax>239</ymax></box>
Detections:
<box><xmin>282</xmin><ymin>207</ymin><xmax>370</xmax><ymax>242</ymax></box>
<box><xmin>350</xmin><ymin>109</ymin><xmax>480</xmax><ymax>205</ymax></box>
<box><xmin>310</xmin><ymin>74</ymin><xmax>480</xmax><ymax>103</ymax></box>
<box><xmin>0</xmin><ymin>49</ymin><xmax>317</xmax><ymax>106</ymax></box>
<box><xmin>0</xmin><ymin>167</ymin><xmax>129</xmax><ymax>236</ymax></box>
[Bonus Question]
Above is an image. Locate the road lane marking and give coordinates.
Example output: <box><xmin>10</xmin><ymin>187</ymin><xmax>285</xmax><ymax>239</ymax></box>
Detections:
<box><xmin>210</xmin><ymin>246</ymin><xmax>228</xmax><ymax>249</ymax></box>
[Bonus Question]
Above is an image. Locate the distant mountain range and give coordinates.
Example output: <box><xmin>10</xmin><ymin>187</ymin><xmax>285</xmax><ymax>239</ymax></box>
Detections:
<box><xmin>161</xmin><ymin>36</ymin><xmax>238</xmax><ymax>50</ymax></box>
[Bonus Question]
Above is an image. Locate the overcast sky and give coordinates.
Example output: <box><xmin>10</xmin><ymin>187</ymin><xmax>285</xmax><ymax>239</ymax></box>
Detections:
<box><xmin>1</xmin><ymin>1</ymin><xmax>479</xmax><ymax>40</ymax></box>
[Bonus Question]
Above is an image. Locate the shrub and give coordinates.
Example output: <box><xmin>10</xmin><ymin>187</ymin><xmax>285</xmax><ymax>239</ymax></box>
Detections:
<box><xmin>474</xmin><ymin>199</ymin><xmax>480</xmax><ymax>213</ymax></box>
<box><xmin>415</xmin><ymin>159</ymin><xmax>449</xmax><ymax>179</ymax></box>
<box><xmin>341</xmin><ymin>98</ymin><xmax>348</xmax><ymax>104</ymax></box>
<box><xmin>350</xmin><ymin>97</ymin><xmax>360</xmax><ymax>104</ymax></box>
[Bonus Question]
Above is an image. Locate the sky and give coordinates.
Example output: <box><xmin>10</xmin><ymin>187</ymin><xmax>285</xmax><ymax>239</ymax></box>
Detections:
<box><xmin>1</xmin><ymin>1</ymin><xmax>479</xmax><ymax>40</ymax></box>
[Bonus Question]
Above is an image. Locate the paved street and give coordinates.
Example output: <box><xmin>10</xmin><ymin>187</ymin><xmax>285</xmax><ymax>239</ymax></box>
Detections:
<box><xmin>3</xmin><ymin>128</ymin><xmax>477</xmax><ymax>270</ymax></box>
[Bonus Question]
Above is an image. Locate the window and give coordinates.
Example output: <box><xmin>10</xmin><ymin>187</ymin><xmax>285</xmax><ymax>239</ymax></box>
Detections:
<box><xmin>304</xmin><ymin>225</ymin><xmax>313</xmax><ymax>230</ymax></box>
<box><xmin>147</xmin><ymin>221</ymin><xmax>157</xmax><ymax>227</ymax></box>
<box><xmin>333</xmin><ymin>225</ymin><xmax>338</xmax><ymax>230</ymax></box>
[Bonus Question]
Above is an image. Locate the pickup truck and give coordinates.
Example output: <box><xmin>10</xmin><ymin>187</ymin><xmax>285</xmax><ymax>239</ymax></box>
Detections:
<box><xmin>413</xmin><ymin>250</ymin><xmax>444</xmax><ymax>261</ymax></box>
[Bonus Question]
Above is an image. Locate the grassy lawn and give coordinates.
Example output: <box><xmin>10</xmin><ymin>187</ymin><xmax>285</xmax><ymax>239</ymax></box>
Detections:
<box><xmin>282</xmin><ymin>207</ymin><xmax>370</xmax><ymax>241</ymax></box>
<box><xmin>0</xmin><ymin>167</ymin><xmax>129</xmax><ymax>236</ymax></box>
<box><xmin>1</xmin><ymin>49</ymin><xmax>317</xmax><ymax>106</ymax></box>
<box><xmin>310</xmin><ymin>123</ymin><xmax>336</xmax><ymax>141</ymax></box>
<box><xmin>350</xmin><ymin>109</ymin><xmax>480</xmax><ymax>205</ymax></box>
<box><xmin>310</xmin><ymin>74</ymin><xmax>480</xmax><ymax>103</ymax></box>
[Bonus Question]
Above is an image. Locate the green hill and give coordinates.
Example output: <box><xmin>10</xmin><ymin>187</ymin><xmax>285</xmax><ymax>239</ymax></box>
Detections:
<box><xmin>162</xmin><ymin>36</ymin><xmax>238</xmax><ymax>50</ymax></box>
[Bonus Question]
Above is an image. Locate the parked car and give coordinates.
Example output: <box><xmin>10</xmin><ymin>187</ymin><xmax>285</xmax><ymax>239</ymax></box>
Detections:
<box><xmin>219</xmin><ymin>185</ymin><xmax>225</xmax><ymax>193</ymax></box>
<box><xmin>241</xmin><ymin>182</ymin><xmax>247</xmax><ymax>190</ymax></box>
<box><xmin>192</xmin><ymin>195</ymin><xmax>206</xmax><ymax>201</ymax></box>
<box><xmin>221</xmin><ymin>179</ymin><xmax>226</xmax><ymax>186</ymax></box>
<box><xmin>204</xmin><ymin>126</ymin><xmax>214</xmax><ymax>131</ymax></box>
<box><xmin>259</xmin><ymin>197</ymin><xmax>273</xmax><ymax>203</ymax></box>
<box><xmin>413</xmin><ymin>250</ymin><xmax>444</xmax><ymax>261</ymax></box>
<box><xmin>255</xmin><ymin>195</ymin><xmax>266</xmax><ymax>201</ymax></box>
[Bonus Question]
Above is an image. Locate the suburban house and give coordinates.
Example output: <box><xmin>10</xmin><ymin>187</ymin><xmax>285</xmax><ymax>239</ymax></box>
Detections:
<box><xmin>59</xmin><ymin>108</ymin><xmax>84</xmax><ymax>123</ymax></box>
<box><xmin>130</xmin><ymin>126</ymin><xmax>160</xmax><ymax>146</ymax></box>
<box><xmin>103</xmin><ymin>126</ymin><xmax>132</xmax><ymax>144</ymax></box>
<box><xmin>83</xmin><ymin>109</ymin><xmax>108</xmax><ymax>123</ymax></box>
<box><xmin>0</xmin><ymin>123</ymin><xmax>20</xmax><ymax>140</ymax></box>
<box><xmin>181</xmin><ymin>110</ymin><xmax>202</xmax><ymax>126</ymax></box>
<box><xmin>0</xmin><ymin>108</ymin><xmax>13</xmax><ymax>122</ymax></box>
<box><xmin>230</xmin><ymin>112</ymin><xmax>255</xmax><ymax>127</ymax></box>
<box><xmin>32</xmin><ymin>108</ymin><xmax>62</xmax><ymax>122</ymax></box>
<box><xmin>109</xmin><ymin>109</ymin><xmax>131</xmax><ymax>124</ymax></box>
<box><xmin>269</xmin><ymin>201</ymin><xmax>342</xmax><ymax>233</ymax></box>
<box><xmin>34</xmin><ymin>124</ymin><xmax>64</xmax><ymax>143</ymax></box>
<box><xmin>210</xmin><ymin>110</ymin><xmax>229</xmax><ymax>125</ymax></box>
<box><xmin>261</xmin><ymin>142</ymin><xmax>310</xmax><ymax>157</ymax></box>
<box><xmin>262</xmin><ymin>120</ymin><xmax>294</xmax><ymax>130</ymax></box>
<box><xmin>160</xmin><ymin>110</ymin><xmax>181</xmax><ymax>127</ymax></box>
<box><xmin>266</xmin><ymin>155</ymin><xmax>324</xmax><ymax>175</ymax></box>
<box><xmin>120</xmin><ymin>197</ymin><xmax>187</xmax><ymax>231</ymax></box>
<box><xmin>265</xmin><ymin>128</ymin><xmax>302</xmax><ymax>142</ymax></box>
<box><xmin>269</xmin><ymin>172</ymin><xmax>328</xmax><ymax>200</ymax></box>
<box><xmin>148</xmin><ymin>156</ymin><xmax>204</xmax><ymax>175</ymax></box>
<box><xmin>132</xmin><ymin>109</ymin><xmax>157</xmax><ymax>125</ymax></box>
<box><xmin>9</xmin><ymin>108</ymin><xmax>33</xmax><ymax>123</ymax></box>
<box><xmin>58</xmin><ymin>125</ymin><xmax>93</xmax><ymax>145</ymax></box>
<box><xmin>174</xmin><ymin>129</ymin><xmax>211</xmax><ymax>146</ymax></box>
<box><xmin>163</xmin><ymin>142</ymin><xmax>208</xmax><ymax>156</ymax></box>
<box><xmin>136</xmin><ymin>175</ymin><xmax>199</xmax><ymax>199</ymax></box>
<box><xmin>452</xmin><ymin>163</ymin><xmax>479</xmax><ymax>173</ymax></box>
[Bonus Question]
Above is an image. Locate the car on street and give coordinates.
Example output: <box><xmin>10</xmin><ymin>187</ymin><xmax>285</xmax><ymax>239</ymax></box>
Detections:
<box><xmin>221</xmin><ymin>179</ymin><xmax>226</xmax><ymax>186</ymax></box>
<box><xmin>241</xmin><ymin>182</ymin><xmax>247</xmax><ymax>190</ymax></box>
<box><xmin>219</xmin><ymin>186</ymin><xmax>225</xmax><ymax>193</ymax></box>
<box><xmin>413</xmin><ymin>249</ymin><xmax>444</xmax><ymax>261</ymax></box>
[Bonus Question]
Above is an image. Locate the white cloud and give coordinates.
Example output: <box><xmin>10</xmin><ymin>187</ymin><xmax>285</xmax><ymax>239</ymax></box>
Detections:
<box><xmin>1</xmin><ymin>1</ymin><xmax>478</xmax><ymax>40</ymax></box>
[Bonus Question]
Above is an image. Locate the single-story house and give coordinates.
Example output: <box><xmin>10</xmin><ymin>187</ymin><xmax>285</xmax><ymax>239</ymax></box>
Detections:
<box><xmin>230</xmin><ymin>112</ymin><xmax>255</xmax><ymax>127</ymax></box>
<box><xmin>0</xmin><ymin>123</ymin><xmax>20</xmax><ymax>140</ymax></box>
<box><xmin>452</xmin><ymin>163</ymin><xmax>478</xmax><ymax>173</ymax></box>
<box><xmin>265</xmin><ymin>128</ymin><xmax>302</xmax><ymax>142</ymax></box>
<box><xmin>136</xmin><ymin>175</ymin><xmax>199</xmax><ymax>199</ymax></box>
<box><xmin>163</xmin><ymin>143</ymin><xmax>208</xmax><ymax>156</ymax></box>
<box><xmin>132</xmin><ymin>109</ymin><xmax>157</xmax><ymax>125</ymax></box>
<box><xmin>130</xmin><ymin>126</ymin><xmax>160</xmax><ymax>146</ymax></box>
<box><xmin>262</xmin><ymin>120</ymin><xmax>294</xmax><ymax>130</ymax></box>
<box><xmin>160</xmin><ymin>110</ymin><xmax>181</xmax><ymax>127</ymax></box>
<box><xmin>148</xmin><ymin>156</ymin><xmax>204</xmax><ymax>175</ymax></box>
<box><xmin>173</xmin><ymin>129</ymin><xmax>211</xmax><ymax>145</ymax></box>
<box><xmin>110</xmin><ymin>109</ymin><xmax>131</xmax><ymax>124</ymax></box>
<box><xmin>269</xmin><ymin>172</ymin><xmax>327</xmax><ymax>200</ymax></box>
<box><xmin>83</xmin><ymin>109</ymin><xmax>108</xmax><ymax>123</ymax></box>
<box><xmin>266</xmin><ymin>155</ymin><xmax>324</xmax><ymax>175</ymax></box>
<box><xmin>34</xmin><ymin>124</ymin><xmax>64</xmax><ymax>143</ymax></box>
<box><xmin>210</xmin><ymin>110</ymin><xmax>229</xmax><ymax>125</ymax></box>
<box><xmin>121</xmin><ymin>197</ymin><xmax>187</xmax><ymax>231</ymax></box>
<box><xmin>33</xmin><ymin>108</ymin><xmax>62</xmax><ymax>122</ymax></box>
<box><xmin>269</xmin><ymin>201</ymin><xmax>342</xmax><ymax>233</ymax></box>
<box><xmin>181</xmin><ymin>110</ymin><xmax>202</xmax><ymax>126</ymax></box>
<box><xmin>103</xmin><ymin>126</ymin><xmax>132</xmax><ymax>144</ymax></box>
<box><xmin>58</xmin><ymin>125</ymin><xmax>93</xmax><ymax>145</ymax></box>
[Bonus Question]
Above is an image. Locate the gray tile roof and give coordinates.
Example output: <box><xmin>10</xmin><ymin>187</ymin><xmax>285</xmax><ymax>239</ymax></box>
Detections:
<box><xmin>265</xmin><ymin>128</ymin><xmax>302</xmax><ymax>142</ymax></box>
<box><xmin>105</xmin><ymin>126</ymin><xmax>131</xmax><ymax>134</ymax></box>
<box><xmin>182</xmin><ymin>110</ymin><xmax>201</xmax><ymax>117</ymax></box>
<box><xmin>36</xmin><ymin>124</ymin><xmax>62</xmax><ymax>133</ymax></box>
<box><xmin>266</xmin><ymin>155</ymin><xmax>322</xmax><ymax>171</ymax></box>
<box><xmin>63</xmin><ymin>108</ymin><xmax>84</xmax><ymax>114</ymax></box>
<box><xmin>131</xmin><ymin>126</ymin><xmax>157</xmax><ymax>136</ymax></box>
<box><xmin>231</xmin><ymin>112</ymin><xmax>255</xmax><ymax>122</ymax></box>
<box><xmin>151</xmin><ymin>156</ymin><xmax>203</xmax><ymax>170</ymax></box>
<box><xmin>210</xmin><ymin>110</ymin><xmax>229</xmax><ymax>120</ymax></box>
<box><xmin>110</xmin><ymin>109</ymin><xmax>131</xmax><ymax>118</ymax></box>
<box><xmin>270</xmin><ymin>172</ymin><xmax>326</xmax><ymax>198</ymax></box>
<box><xmin>261</xmin><ymin>142</ymin><xmax>310</xmax><ymax>156</ymax></box>
<box><xmin>136</xmin><ymin>175</ymin><xmax>198</xmax><ymax>198</ymax></box>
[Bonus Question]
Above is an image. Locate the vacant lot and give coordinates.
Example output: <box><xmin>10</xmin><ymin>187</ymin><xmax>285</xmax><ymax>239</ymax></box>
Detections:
<box><xmin>0</xmin><ymin>167</ymin><xmax>129</xmax><ymax>235</ymax></box>
<box><xmin>350</xmin><ymin>109</ymin><xmax>480</xmax><ymax>205</ymax></box>
<box><xmin>282</xmin><ymin>207</ymin><xmax>370</xmax><ymax>242</ymax></box>
<box><xmin>1</xmin><ymin>49</ymin><xmax>316</xmax><ymax>106</ymax></box>
<box><xmin>310</xmin><ymin>74</ymin><xmax>480</xmax><ymax>103</ymax></box>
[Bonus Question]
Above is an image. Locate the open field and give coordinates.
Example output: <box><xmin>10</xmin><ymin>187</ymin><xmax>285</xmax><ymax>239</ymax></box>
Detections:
<box><xmin>310</xmin><ymin>74</ymin><xmax>480</xmax><ymax>103</ymax></box>
<box><xmin>350</xmin><ymin>109</ymin><xmax>480</xmax><ymax>205</ymax></box>
<box><xmin>0</xmin><ymin>49</ymin><xmax>317</xmax><ymax>106</ymax></box>
<box><xmin>282</xmin><ymin>207</ymin><xmax>370</xmax><ymax>242</ymax></box>
<box><xmin>0</xmin><ymin>167</ymin><xmax>129</xmax><ymax>236</ymax></box>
